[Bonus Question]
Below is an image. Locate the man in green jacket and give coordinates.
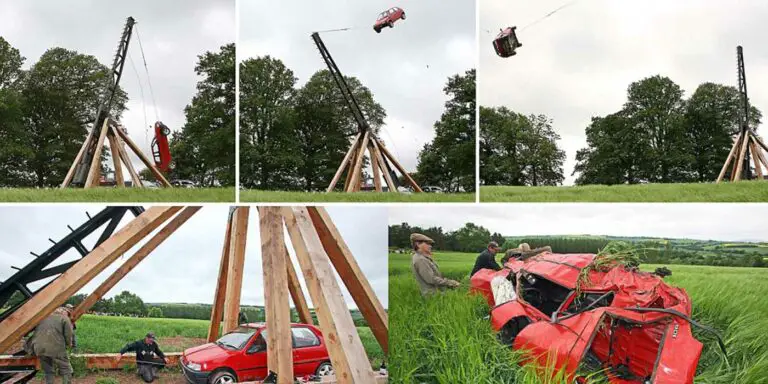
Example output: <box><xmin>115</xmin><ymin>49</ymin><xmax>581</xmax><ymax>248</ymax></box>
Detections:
<box><xmin>28</xmin><ymin>306</ymin><xmax>74</xmax><ymax>384</ymax></box>
<box><xmin>410</xmin><ymin>233</ymin><xmax>460</xmax><ymax>296</ymax></box>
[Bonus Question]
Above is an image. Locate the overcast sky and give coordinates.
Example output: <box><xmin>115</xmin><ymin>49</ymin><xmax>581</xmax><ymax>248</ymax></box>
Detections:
<box><xmin>239</xmin><ymin>0</ymin><xmax>476</xmax><ymax>172</ymax></box>
<box><xmin>0</xmin><ymin>0</ymin><xmax>234</xmax><ymax>174</ymax></box>
<box><xmin>0</xmin><ymin>206</ymin><xmax>388</xmax><ymax>309</ymax></box>
<box><xmin>480</xmin><ymin>0</ymin><xmax>768</xmax><ymax>185</ymax></box>
<box><xmin>389</xmin><ymin>204</ymin><xmax>768</xmax><ymax>243</ymax></box>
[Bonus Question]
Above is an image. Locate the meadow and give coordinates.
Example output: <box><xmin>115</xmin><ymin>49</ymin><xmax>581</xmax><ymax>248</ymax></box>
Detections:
<box><xmin>240</xmin><ymin>190</ymin><xmax>474</xmax><ymax>203</ymax></box>
<box><xmin>480</xmin><ymin>181</ymin><xmax>768</xmax><ymax>202</ymax></box>
<box><xmin>389</xmin><ymin>251</ymin><xmax>768</xmax><ymax>383</ymax></box>
<box><xmin>0</xmin><ymin>188</ymin><xmax>236</xmax><ymax>203</ymax></box>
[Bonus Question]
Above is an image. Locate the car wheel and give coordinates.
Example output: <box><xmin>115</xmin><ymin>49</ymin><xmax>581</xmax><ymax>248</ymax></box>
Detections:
<box><xmin>315</xmin><ymin>361</ymin><xmax>334</xmax><ymax>377</ymax></box>
<box><xmin>497</xmin><ymin>316</ymin><xmax>531</xmax><ymax>347</ymax></box>
<box><xmin>209</xmin><ymin>370</ymin><xmax>237</xmax><ymax>384</ymax></box>
<box><xmin>161</xmin><ymin>126</ymin><xmax>171</xmax><ymax>136</ymax></box>
<box><xmin>374</xmin><ymin>26</ymin><xmax>381</xmax><ymax>33</ymax></box>
<box><xmin>401</xmin><ymin>13</ymin><xmax>406</xmax><ymax>20</ymax></box>
<box><xmin>389</xmin><ymin>22</ymin><xmax>394</xmax><ymax>28</ymax></box>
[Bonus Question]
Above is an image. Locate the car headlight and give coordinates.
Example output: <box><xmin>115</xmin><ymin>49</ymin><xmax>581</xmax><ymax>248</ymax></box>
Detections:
<box><xmin>186</xmin><ymin>362</ymin><xmax>202</xmax><ymax>371</ymax></box>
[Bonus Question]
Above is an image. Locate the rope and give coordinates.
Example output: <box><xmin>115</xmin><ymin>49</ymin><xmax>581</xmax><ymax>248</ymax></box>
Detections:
<box><xmin>134</xmin><ymin>26</ymin><xmax>160</xmax><ymax>121</ymax></box>
<box><xmin>521</xmin><ymin>0</ymin><xmax>581</xmax><ymax>31</ymax></box>
<box><xmin>126</xmin><ymin>51</ymin><xmax>149</xmax><ymax>148</ymax></box>
<box><xmin>314</xmin><ymin>27</ymin><xmax>355</xmax><ymax>34</ymax></box>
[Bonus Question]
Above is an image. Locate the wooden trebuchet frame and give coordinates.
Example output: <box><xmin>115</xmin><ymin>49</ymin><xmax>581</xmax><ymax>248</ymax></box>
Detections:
<box><xmin>716</xmin><ymin>131</ymin><xmax>768</xmax><ymax>183</ymax></box>
<box><xmin>327</xmin><ymin>131</ymin><xmax>422</xmax><ymax>193</ymax></box>
<box><xmin>61</xmin><ymin>118</ymin><xmax>171</xmax><ymax>189</ymax></box>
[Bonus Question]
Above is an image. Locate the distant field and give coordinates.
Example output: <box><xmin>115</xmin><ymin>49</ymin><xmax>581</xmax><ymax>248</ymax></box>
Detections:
<box><xmin>390</xmin><ymin>251</ymin><xmax>768</xmax><ymax>383</ymax></box>
<box><xmin>0</xmin><ymin>188</ymin><xmax>236</xmax><ymax>202</ymax></box>
<box><xmin>481</xmin><ymin>181</ymin><xmax>768</xmax><ymax>202</ymax></box>
<box><xmin>241</xmin><ymin>190</ymin><xmax>474</xmax><ymax>202</ymax></box>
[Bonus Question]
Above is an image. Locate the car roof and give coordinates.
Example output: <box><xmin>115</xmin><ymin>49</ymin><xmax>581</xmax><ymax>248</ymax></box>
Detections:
<box><xmin>507</xmin><ymin>253</ymin><xmax>597</xmax><ymax>289</ymax></box>
<box><xmin>240</xmin><ymin>322</ymin><xmax>316</xmax><ymax>330</ymax></box>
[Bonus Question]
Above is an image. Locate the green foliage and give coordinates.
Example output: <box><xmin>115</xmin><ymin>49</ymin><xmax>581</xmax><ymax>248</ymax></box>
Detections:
<box><xmin>95</xmin><ymin>378</ymin><xmax>119</xmax><ymax>384</ymax></box>
<box><xmin>147</xmin><ymin>307</ymin><xmax>163</xmax><ymax>318</ymax></box>
<box><xmin>240</xmin><ymin>190</ymin><xmax>473</xmax><ymax>202</ymax></box>
<box><xmin>65</xmin><ymin>293</ymin><xmax>88</xmax><ymax>307</ymax></box>
<box><xmin>389</xmin><ymin>222</ymin><xmax>496</xmax><ymax>253</ymax></box>
<box><xmin>416</xmin><ymin>69</ymin><xmax>476</xmax><ymax>192</ymax></box>
<box><xmin>0</xmin><ymin>36</ymin><xmax>24</xmax><ymax>88</ymax></box>
<box><xmin>0</xmin><ymin>187</ymin><xmax>235</xmax><ymax>202</ymax></box>
<box><xmin>169</xmin><ymin>43</ymin><xmax>235</xmax><ymax>187</ymax></box>
<box><xmin>480</xmin><ymin>106</ymin><xmax>566</xmax><ymax>186</ymax></box>
<box><xmin>573</xmin><ymin>75</ymin><xmax>763</xmax><ymax>185</ymax></box>
<box><xmin>111</xmin><ymin>291</ymin><xmax>146</xmax><ymax>317</ymax></box>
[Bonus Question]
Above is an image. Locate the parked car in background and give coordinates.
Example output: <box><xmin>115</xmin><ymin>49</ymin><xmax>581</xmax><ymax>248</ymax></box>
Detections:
<box><xmin>181</xmin><ymin>323</ymin><xmax>333</xmax><ymax>383</ymax></box>
<box><xmin>422</xmin><ymin>186</ymin><xmax>443</xmax><ymax>193</ymax></box>
<box><xmin>171</xmin><ymin>179</ymin><xmax>197</xmax><ymax>188</ymax></box>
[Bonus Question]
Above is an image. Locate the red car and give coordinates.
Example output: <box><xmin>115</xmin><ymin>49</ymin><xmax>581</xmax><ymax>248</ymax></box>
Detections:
<box><xmin>181</xmin><ymin>323</ymin><xmax>333</xmax><ymax>384</ymax></box>
<box><xmin>151</xmin><ymin>121</ymin><xmax>171</xmax><ymax>172</ymax></box>
<box><xmin>374</xmin><ymin>7</ymin><xmax>405</xmax><ymax>33</ymax></box>
<box><xmin>470</xmin><ymin>252</ymin><xmax>721</xmax><ymax>384</ymax></box>
<box><xmin>493</xmin><ymin>26</ymin><xmax>522</xmax><ymax>57</ymax></box>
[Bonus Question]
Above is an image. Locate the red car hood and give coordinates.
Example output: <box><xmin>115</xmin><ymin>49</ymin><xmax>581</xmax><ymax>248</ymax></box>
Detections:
<box><xmin>183</xmin><ymin>343</ymin><xmax>234</xmax><ymax>364</ymax></box>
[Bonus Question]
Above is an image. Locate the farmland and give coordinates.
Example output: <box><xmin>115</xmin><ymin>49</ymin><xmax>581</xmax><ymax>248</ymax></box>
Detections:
<box><xmin>0</xmin><ymin>188</ymin><xmax>236</xmax><ymax>203</ymax></box>
<box><xmin>389</xmin><ymin>251</ymin><xmax>768</xmax><ymax>383</ymax></box>
<box><xmin>480</xmin><ymin>181</ymin><xmax>768</xmax><ymax>202</ymax></box>
<box><xmin>240</xmin><ymin>190</ymin><xmax>475</xmax><ymax>203</ymax></box>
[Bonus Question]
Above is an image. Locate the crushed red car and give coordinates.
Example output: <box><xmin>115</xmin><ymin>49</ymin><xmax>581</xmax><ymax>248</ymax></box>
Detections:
<box><xmin>493</xmin><ymin>26</ymin><xmax>523</xmax><ymax>57</ymax></box>
<box><xmin>470</xmin><ymin>252</ymin><xmax>721</xmax><ymax>384</ymax></box>
<box><xmin>374</xmin><ymin>7</ymin><xmax>405</xmax><ymax>33</ymax></box>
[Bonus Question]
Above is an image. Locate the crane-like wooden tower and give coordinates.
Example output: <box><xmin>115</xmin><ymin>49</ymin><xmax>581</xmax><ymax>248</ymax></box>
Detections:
<box><xmin>0</xmin><ymin>206</ymin><xmax>387</xmax><ymax>384</ymax></box>
<box><xmin>717</xmin><ymin>46</ymin><xmax>768</xmax><ymax>182</ymax></box>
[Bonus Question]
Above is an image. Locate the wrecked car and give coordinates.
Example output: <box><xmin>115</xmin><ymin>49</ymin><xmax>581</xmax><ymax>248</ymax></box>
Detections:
<box><xmin>470</xmin><ymin>252</ymin><xmax>721</xmax><ymax>383</ymax></box>
<box><xmin>374</xmin><ymin>7</ymin><xmax>405</xmax><ymax>33</ymax></box>
<box><xmin>493</xmin><ymin>26</ymin><xmax>523</xmax><ymax>57</ymax></box>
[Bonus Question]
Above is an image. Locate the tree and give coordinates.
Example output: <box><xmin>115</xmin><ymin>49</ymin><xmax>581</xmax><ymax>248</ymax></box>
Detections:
<box><xmin>111</xmin><ymin>291</ymin><xmax>146</xmax><ymax>317</ymax></box>
<box><xmin>92</xmin><ymin>298</ymin><xmax>113</xmax><ymax>313</ymax></box>
<box><xmin>416</xmin><ymin>69</ymin><xmax>476</xmax><ymax>192</ymax></box>
<box><xmin>169</xmin><ymin>43</ymin><xmax>235</xmax><ymax>187</ymax></box>
<box><xmin>147</xmin><ymin>307</ymin><xmax>164</xmax><ymax>318</ymax></box>
<box><xmin>239</xmin><ymin>56</ymin><xmax>301</xmax><ymax>190</ymax></box>
<box><xmin>0</xmin><ymin>37</ymin><xmax>24</xmax><ymax>89</ymax></box>
<box><xmin>480</xmin><ymin>107</ymin><xmax>565</xmax><ymax>186</ymax></box>
<box><xmin>65</xmin><ymin>294</ymin><xmax>88</xmax><ymax>307</ymax></box>
<box><xmin>293</xmin><ymin>70</ymin><xmax>386</xmax><ymax>191</ymax></box>
<box><xmin>452</xmin><ymin>223</ymin><xmax>491</xmax><ymax>253</ymax></box>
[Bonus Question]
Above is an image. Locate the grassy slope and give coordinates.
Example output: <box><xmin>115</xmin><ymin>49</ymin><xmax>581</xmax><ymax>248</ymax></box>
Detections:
<box><xmin>480</xmin><ymin>181</ymin><xmax>768</xmax><ymax>202</ymax></box>
<box><xmin>240</xmin><ymin>190</ymin><xmax>474</xmax><ymax>203</ymax></box>
<box><xmin>0</xmin><ymin>188</ymin><xmax>236</xmax><ymax>202</ymax></box>
<box><xmin>390</xmin><ymin>251</ymin><xmax>768</xmax><ymax>383</ymax></box>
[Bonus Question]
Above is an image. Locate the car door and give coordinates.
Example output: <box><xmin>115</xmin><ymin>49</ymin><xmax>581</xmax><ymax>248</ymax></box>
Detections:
<box><xmin>291</xmin><ymin>326</ymin><xmax>325</xmax><ymax>376</ymax></box>
<box><xmin>239</xmin><ymin>332</ymin><xmax>269</xmax><ymax>381</ymax></box>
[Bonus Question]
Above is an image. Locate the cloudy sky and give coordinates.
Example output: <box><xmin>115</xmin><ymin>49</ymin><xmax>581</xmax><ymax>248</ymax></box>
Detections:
<box><xmin>0</xmin><ymin>206</ymin><xmax>388</xmax><ymax>309</ymax></box>
<box><xmin>239</xmin><ymin>0</ymin><xmax>476</xmax><ymax>172</ymax></box>
<box><xmin>389</xmin><ymin>204</ymin><xmax>768</xmax><ymax>242</ymax></box>
<box><xmin>480</xmin><ymin>0</ymin><xmax>768</xmax><ymax>185</ymax></box>
<box><xmin>0</xmin><ymin>0</ymin><xmax>234</xmax><ymax>173</ymax></box>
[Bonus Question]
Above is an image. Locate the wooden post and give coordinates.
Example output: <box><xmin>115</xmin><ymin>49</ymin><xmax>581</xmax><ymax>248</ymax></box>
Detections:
<box><xmin>283</xmin><ymin>207</ymin><xmax>376</xmax><ymax>384</ymax></box>
<box><xmin>223</xmin><ymin>207</ymin><xmax>249</xmax><ymax>334</ymax></box>
<box><xmin>61</xmin><ymin>121</ymin><xmax>99</xmax><ymax>188</ymax></box>
<box><xmin>0</xmin><ymin>207</ymin><xmax>181</xmax><ymax>352</ymax></box>
<box><xmin>346</xmin><ymin>131</ymin><xmax>371</xmax><ymax>192</ymax></box>
<box><xmin>327</xmin><ymin>133</ymin><xmax>362</xmax><ymax>192</ymax></box>
<box><xmin>369</xmin><ymin>143</ymin><xmax>382</xmax><ymax>192</ymax></box>
<box><xmin>734</xmin><ymin>132</ymin><xmax>750</xmax><ymax>181</ymax></box>
<box><xmin>307</xmin><ymin>207</ymin><xmax>389</xmax><ymax>354</ymax></box>
<box><xmin>84</xmin><ymin>119</ymin><xmax>110</xmax><ymax>188</ymax></box>
<box><xmin>750</xmin><ymin>140</ymin><xmax>764</xmax><ymax>180</ymax></box>
<box><xmin>112</xmin><ymin>126</ymin><xmax>144</xmax><ymax>187</ymax></box>
<box><xmin>114</xmin><ymin>125</ymin><xmax>172</xmax><ymax>187</ymax></box>
<box><xmin>72</xmin><ymin>207</ymin><xmax>201</xmax><ymax>321</ymax></box>
<box><xmin>107</xmin><ymin>133</ymin><xmax>125</xmax><ymax>187</ymax></box>
<box><xmin>370</xmin><ymin>139</ymin><xmax>396</xmax><ymax>192</ymax></box>
<box><xmin>343</xmin><ymin>146</ymin><xmax>359</xmax><ymax>192</ymax></box>
<box><xmin>751</xmin><ymin>136</ymin><xmax>768</xmax><ymax>176</ymax></box>
<box><xmin>717</xmin><ymin>136</ymin><xmax>741</xmax><ymax>183</ymax></box>
<box><xmin>208</xmin><ymin>209</ymin><xmax>235</xmax><ymax>342</ymax></box>
<box><xmin>285</xmin><ymin>247</ymin><xmax>313</xmax><ymax>325</ymax></box>
<box><xmin>376</xmin><ymin>137</ymin><xmax>422</xmax><ymax>192</ymax></box>
<box><xmin>259</xmin><ymin>208</ymin><xmax>294</xmax><ymax>383</ymax></box>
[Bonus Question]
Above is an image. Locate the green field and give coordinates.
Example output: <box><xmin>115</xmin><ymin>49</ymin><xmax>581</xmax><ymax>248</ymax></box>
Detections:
<box><xmin>480</xmin><ymin>181</ymin><xmax>768</xmax><ymax>202</ymax></box>
<box><xmin>241</xmin><ymin>190</ymin><xmax>474</xmax><ymax>202</ymax></box>
<box><xmin>0</xmin><ymin>188</ymin><xmax>236</xmax><ymax>202</ymax></box>
<box><xmin>390</xmin><ymin>251</ymin><xmax>768</xmax><ymax>383</ymax></box>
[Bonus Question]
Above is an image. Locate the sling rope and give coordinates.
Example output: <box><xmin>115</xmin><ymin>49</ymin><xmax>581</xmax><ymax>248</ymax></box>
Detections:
<box><xmin>126</xmin><ymin>51</ymin><xmax>150</xmax><ymax>148</ymax></box>
<box><xmin>521</xmin><ymin>0</ymin><xmax>582</xmax><ymax>31</ymax></box>
<box><xmin>315</xmin><ymin>27</ymin><xmax>355</xmax><ymax>34</ymax></box>
<box><xmin>134</xmin><ymin>26</ymin><xmax>160</xmax><ymax>122</ymax></box>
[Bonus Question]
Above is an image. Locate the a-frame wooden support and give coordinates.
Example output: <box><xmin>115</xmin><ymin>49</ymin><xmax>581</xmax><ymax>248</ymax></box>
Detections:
<box><xmin>716</xmin><ymin>131</ymin><xmax>768</xmax><ymax>183</ymax></box>
<box><xmin>327</xmin><ymin>131</ymin><xmax>423</xmax><ymax>193</ymax></box>
<box><xmin>61</xmin><ymin>119</ymin><xmax>171</xmax><ymax>189</ymax></box>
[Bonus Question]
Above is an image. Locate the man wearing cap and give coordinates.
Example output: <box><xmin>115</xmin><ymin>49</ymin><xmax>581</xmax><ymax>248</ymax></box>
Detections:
<box><xmin>120</xmin><ymin>332</ymin><xmax>167</xmax><ymax>382</ymax></box>
<box><xmin>470</xmin><ymin>242</ymin><xmax>504</xmax><ymax>277</ymax></box>
<box><xmin>27</xmin><ymin>306</ymin><xmax>74</xmax><ymax>384</ymax></box>
<box><xmin>501</xmin><ymin>243</ymin><xmax>552</xmax><ymax>264</ymax></box>
<box><xmin>410</xmin><ymin>233</ymin><xmax>460</xmax><ymax>296</ymax></box>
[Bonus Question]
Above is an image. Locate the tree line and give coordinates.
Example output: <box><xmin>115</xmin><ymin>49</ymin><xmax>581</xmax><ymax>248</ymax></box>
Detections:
<box><xmin>0</xmin><ymin>37</ymin><xmax>234</xmax><ymax>188</ymax></box>
<box><xmin>239</xmin><ymin>55</ymin><xmax>475</xmax><ymax>192</ymax></box>
<box><xmin>389</xmin><ymin>222</ymin><xmax>504</xmax><ymax>253</ymax></box>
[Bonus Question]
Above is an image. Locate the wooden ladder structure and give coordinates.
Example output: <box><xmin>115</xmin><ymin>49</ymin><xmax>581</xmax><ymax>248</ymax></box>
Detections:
<box><xmin>0</xmin><ymin>206</ymin><xmax>387</xmax><ymax>384</ymax></box>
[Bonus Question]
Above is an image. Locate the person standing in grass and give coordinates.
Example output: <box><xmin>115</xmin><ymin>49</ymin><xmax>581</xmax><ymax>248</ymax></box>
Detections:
<box><xmin>119</xmin><ymin>332</ymin><xmax>167</xmax><ymax>383</ymax></box>
<box><xmin>28</xmin><ymin>306</ymin><xmax>74</xmax><ymax>384</ymax></box>
<box><xmin>410</xmin><ymin>233</ymin><xmax>460</xmax><ymax>296</ymax></box>
<box><xmin>239</xmin><ymin>309</ymin><xmax>249</xmax><ymax>324</ymax></box>
<box><xmin>470</xmin><ymin>241</ymin><xmax>504</xmax><ymax>277</ymax></box>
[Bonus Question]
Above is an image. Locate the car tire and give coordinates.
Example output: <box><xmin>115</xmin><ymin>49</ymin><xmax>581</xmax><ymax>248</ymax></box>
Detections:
<box><xmin>497</xmin><ymin>316</ymin><xmax>531</xmax><ymax>347</ymax></box>
<box><xmin>315</xmin><ymin>361</ymin><xmax>334</xmax><ymax>377</ymax></box>
<box><xmin>374</xmin><ymin>27</ymin><xmax>381</xmax><ymax>33</ymax></box>
<box><xmin>209</xmin><ymin>370</ymin><xmax>237</xmax><ymax>384</ymax></box>
<box><xmin>161</xmin><ymin>126</ymin><xmax>171</xmax><ymax>136</ymax></box>
<box><xmin>389</xmin><ymin>22</ymin><xmax>394</xmax><ymax>28</ymax></box>
<box><xmin>401</xmin><ymin>13</ymin><xmax>406</xmax><ymax>20</ymax></box>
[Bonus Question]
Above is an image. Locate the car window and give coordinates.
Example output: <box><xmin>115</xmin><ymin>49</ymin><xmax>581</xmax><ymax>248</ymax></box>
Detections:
<box><xmin>292</xmin><ymin>327</ymin><xmax>320</xmax><ymax>348</ymax></box>
<box><xmin>246</xmin><ymin>333</ymin><xmax>267</xmax><ymax>354</ymax></box>
<box><xmin>217</xmin><ymin>327</ymin><xmax>256</xmax><ymax>350</ymax></box>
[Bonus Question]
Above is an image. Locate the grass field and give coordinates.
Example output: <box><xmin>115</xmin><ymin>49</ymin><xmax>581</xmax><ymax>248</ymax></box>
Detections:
<box><xmin>390</xmin><ymin>251</ymin><xmax>768</xmax><ymax>383</ymax></box>
<box><xmin>0</xmin><ymin>188</ymin><xmax>236</xmax><ymax>202</ymax></box>
<box><xmin>480</xmin><ymin>181</ymin><xmax>768</xmax><ymax>202</ymax></box>
<box><xmin>240</xmin><ymin>190</ymin><xmax>475</xmax><ymax>202</ymax></box>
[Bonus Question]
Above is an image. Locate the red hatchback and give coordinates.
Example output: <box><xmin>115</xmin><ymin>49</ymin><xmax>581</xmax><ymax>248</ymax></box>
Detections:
<box><xmin>374</xmin><ymin>7</ymin><xmax>405</xmax><ymax>33</ymax></box>
<box><xmin>181</xmin><ymin>323</ymin><xmax>333</xmax><ymax>384</ymax></box>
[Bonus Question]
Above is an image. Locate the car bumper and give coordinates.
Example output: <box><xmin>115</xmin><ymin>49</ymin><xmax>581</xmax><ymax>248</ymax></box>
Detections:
<box><xmin>180</xmin><ymin>362</ymin><xmax>210</xmax><ymax>384</ymax></box>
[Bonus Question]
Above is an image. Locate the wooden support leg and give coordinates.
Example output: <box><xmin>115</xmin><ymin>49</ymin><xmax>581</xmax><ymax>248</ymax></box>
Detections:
<box><xmin>0</xmin><ymin>207</ymin><xmax>181</xmax><ymax>352</ymax></box>
<box><xmin>107</xmin><ymin>132</ymin><xmax>125</xmax><ymax>187</ymax></box>
<box><xmin>72</xmin><ymin>207</ymin><xmax>200</xmax><ymax>321</ymax></box>
<box><xmin>750</xmin><ymin>140</ymin><xmax>764</xmax><ymax>180</ymax></box>
<box><xmin>111</xmin><ymin>126</ymin><xmax>144</xmax><ymax>187</ymax></box>
<box><xmin>223</xmin><ymin>207</ymin><xmax>249</xmax><ymax>334</ymax></box>
<box><xmin>343</xmin><ymin>147</ymin><xmax>358</xmax><ymax>192</ymax></box>
<box><xmin>260</xmin><ymin>208</ymin><xmax>294</xmax><ymax>383</ymax></box>
<box><xmin>61</xmin><ymin>123</ymin><xmax>98</xmax><ymax>188</ymax></box>
<box><xmin>307</xmin><ymin>207</ymin><xmax>389</xmax><ymax>354</ymax></box>
<box><xmin>84</xmin><ymin>119</ymin><xmax>111</xmax><ymax>188</ymax></box>
<box><xmin>347</xmin><ymin>131</ymin><xmax>371</xmax><ymax>192</ymax></box>
<box><xmin>370</xmin><ymin>139</ymin><xmax>396</xmax><ymax>192</ymax></box>
<box><xmin>208</xmin><ymin>209</ymin><xmax>235</xmax><ymax>342</ymax></box>
<box><xmin>283</xmin><ymin>207</ymin><xmax>377</xmax><ymax>384</ymax></box>
<box><xmin>375</xmin><ymin>137</ymin><xmax>423</xmax><ymax>192</ymax></box>
<box><xmin>369</xmin><ymin>143</ymin><xmax>382</xmax><ymax>192</ymax></box>
<box><xmin>114</xmin><ymin>125</ymin><xmax>172</xmax><ymax>187</ymax></box>
<box><xmin>285</xmin><ymin>247</ymin><xmax>313</xmax><ymax>325</ymax></box>
<box><xmin>717</xmin><ymin>136</ymin><xmax>741</xmax><ymax>183</ymax></box>
<box><xmin>751</xmin><ymin>136</ymin><xmax>768</xmax><ymax>179</ymax></box>
<box><xmin>734</xmin><ymin>132</ymin><xmax>750</xmax><ymax>181</ymax></box>
<box><xmin>327</xmin><ymin>133</ymin><xmax>362</xmax><ymax>193</ymax></box>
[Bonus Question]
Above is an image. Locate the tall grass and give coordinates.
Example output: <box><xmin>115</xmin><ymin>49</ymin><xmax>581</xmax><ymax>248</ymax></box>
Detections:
<box><xmin>0</xmin><ymin>187</ymin><xmax>235</xmax><ymax>202</ymax></box>
<box><xmin>390</xmin><ymin>252</ymin><xmax>768</xmax><ymax>383</ymax></box>
<box><xmin>240</xmin><ymin>190</ymin><xmax>474</xmax><ymax>203</ymax></box>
